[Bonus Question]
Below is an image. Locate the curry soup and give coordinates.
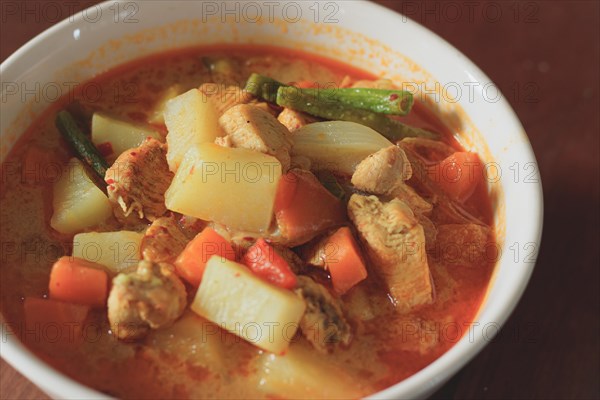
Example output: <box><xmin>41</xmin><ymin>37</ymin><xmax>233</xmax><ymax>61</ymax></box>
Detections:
<box><xmin>0</xmin><ymin>45</ymin><xmax>495</xmax><ymax>399</ymax></box>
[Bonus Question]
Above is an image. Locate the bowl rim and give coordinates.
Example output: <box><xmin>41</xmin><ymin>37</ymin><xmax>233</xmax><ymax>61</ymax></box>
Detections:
<box><xmin>0</xmin><ymin>1</ymin><xmax>543</xmax><ymax>399</ymax></box>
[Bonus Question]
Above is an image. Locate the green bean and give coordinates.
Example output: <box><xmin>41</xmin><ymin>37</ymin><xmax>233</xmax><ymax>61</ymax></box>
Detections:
<box><xmin>244</xmin><ymin>73</ymin><xmax>286</xmax><ymax>103</ymax></box>
<box><xmin>245</xmin><ymin>74</ymin><xmax>413</xmax><ymax>115</ymax></box>
<box><xmin>55</xmin><ymin>110</ymin><xmax>109</xmax><ymax>179</ymax></box>
<box><xmin>294</xmin><ymin>87</ymin><xmax>413</xmax><ymax>116</ymax></box>
<box><xmin>276</xmin><ymin>87</ymin><xmax>436</xmax><ymax>141</ymax></box>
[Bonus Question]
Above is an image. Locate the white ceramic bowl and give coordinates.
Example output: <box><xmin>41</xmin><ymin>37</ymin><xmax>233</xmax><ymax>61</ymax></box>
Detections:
<box><xmin>0</xmin><ymin>1</ymin><xmax>543</xmax><ymax>399</ymax></box>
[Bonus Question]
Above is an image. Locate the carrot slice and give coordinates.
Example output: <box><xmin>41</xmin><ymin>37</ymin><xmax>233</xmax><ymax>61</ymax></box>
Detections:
<box><xmin>319</xmin><ymin>227</ymin><xmax>368</xmax><ymax>294</ymax></box>
<box><xmin>429</xmin><ymin>152</ymin><xmax>484</xmax><ymax>202</ymax></box>
<box><xmin>49</xmin><ymin>256</ymin><xmax>109</xmax><ymax>307</ymax></box>
<box><xmin>24</xmin><ymin>297</ymin><xmax>90</xmax><ymax>344</ymax></box>
<box><xmin>242</xmin><ymin>238</ymin><xmax>297</xmax><ymax>289</ymax></box>
<box><xmin>174</xmin><ymin>227</ymin><xmax>235</xmax><ymax>287</ymax></box>
<box><xmin>274</xmin><ymin>172</ymin><xmax>298</xmax><ymax>211</ymax></box>
<box><xmin>275</xmin><ymin>170</ymin><xmax>347</xmax><ymax>245</ymax></box>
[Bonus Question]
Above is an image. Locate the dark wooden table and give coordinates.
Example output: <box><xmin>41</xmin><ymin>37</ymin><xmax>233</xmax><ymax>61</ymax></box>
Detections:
<box><xmin>1</xmin><ymin>1</ymin><xmax>598</xmax><ymax>399</ymax></box>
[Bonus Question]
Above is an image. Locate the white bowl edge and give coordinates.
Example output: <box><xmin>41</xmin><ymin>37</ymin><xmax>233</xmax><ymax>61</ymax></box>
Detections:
<box><xmin>0</xmin><ymin>1</ymin><xmax>543</xmax><ymax>399</ymax></box>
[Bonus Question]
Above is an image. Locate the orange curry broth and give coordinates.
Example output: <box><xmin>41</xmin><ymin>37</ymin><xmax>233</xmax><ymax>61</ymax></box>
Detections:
<box><xmin>0</xmin><ymin>45</ymin><xmax>496</xmax><ymax>399</ymax></box>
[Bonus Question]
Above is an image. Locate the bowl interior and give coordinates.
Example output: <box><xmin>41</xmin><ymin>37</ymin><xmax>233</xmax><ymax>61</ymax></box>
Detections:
<box><xmin>0</xmin><ymin>1</ymin><xmax>542</xmax><ymax>399</ymax></box>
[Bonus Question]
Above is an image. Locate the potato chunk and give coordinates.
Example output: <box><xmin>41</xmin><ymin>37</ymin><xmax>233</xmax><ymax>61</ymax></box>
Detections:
<box><xmin>164</xmin><ymin>88</ymin><xmax>223</xmax><ymax>171</ymax></box>
<box><xmin>191</xmin><ymin>257</ymin><xmax>306</xmax><ymax>354</ymax></box>
<box><xmin>148</xmin><ymin>311</ymin><xmax>225</xmax><ymax>371</ymax></box>
<box><xmin>72</xmin><ymin>231</ymin><xmax>144</xmax><ymax>273</ymax></box>
<box><xmin>256</xmin><ymin>341</ymin><xmax>363</xmax><ymax>399</ymax></box>
<box><xmin>91</xmin><ymin>113</ymin><xmax>162</xmax><ymax>161</ymax></box>
<box><xmin>148</xmin><ymin>84</ymin><xmax>182</xmax><ymax>125</ymax></box>
<box><xmin>50</xmin><ymin>158</ymin><xmax>112</xmax><ymax>234</ymax></box>
<box><xmin>165</xmin><ymin>143</ymin><xmax>281</xmax><ymax>232</ymax></box>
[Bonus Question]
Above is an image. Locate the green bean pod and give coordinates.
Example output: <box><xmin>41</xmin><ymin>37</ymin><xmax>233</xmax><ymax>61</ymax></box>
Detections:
<box><xmin>55</xmin><ymin>110</ymin><xmax>109</xmax><ymax>179</ymax></box>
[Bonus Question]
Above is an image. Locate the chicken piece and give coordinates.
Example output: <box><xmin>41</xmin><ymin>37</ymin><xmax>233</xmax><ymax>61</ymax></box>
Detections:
<box><xmin>108</xmin><ymin>260</ymin><xmax>187</xmax><ymax>341</ymax></box>
<box><xmin>249</xmin><ymin>100</ymin><xmax>280</xmax><ymax>117</ymax></box>
<box><xmin>351</xmin><ymin>145</ymin><xmax>412</xmax><ymax>195</ymax></box>
<box><xmin>418</xmin><ymin>214</ymin><xmax>438</xmax><ymax>252</ymax></box>
<box><xmin>435</xmin><ymin>224</ymin><xmax>492</xmax><ymax>267</ymax></box>
<box><xmin>347</xmin><ymin>194</ymin><xmax>433</xmax><ymax>312</ymax></box>
<box><xmin>391</xmin><ymin>183</ymin><xmax>433</xmax><ymax>216</ymax></box>
<box><xmin>214</xmin><ymin>135</ymin><xmax>233</xmax><ymax>148</ymax></box>
<box><xmin>105</xmin><ymin>138</ymin><xmax>173</xmax><ymax>223</ymax></box>
<box><xmin>352</xmin><ymin>144</ymin><xmax>433</xmax><ymax>229</ymax></box>
<box><xmin>199</xmin><ymin>83</ymin><xmax>254</xmax><ymax>115</ymax></box>
<box><xmin>218</xmin><ymin>104</ymin><xmax>293</xmax><ymax>171</ymax></box>
<box><xmin>294</xmin><ymin>276</ymin><xmax>352</xmax><ymax>353</ymax></box>
<box><xmin>394</xmin><ymin>195</ymin><xmax>435</xmax><ymax>251</ymax></box>
<box><xmin>277</xmin><ymin>108</ymin><xmax>317</xmax><ymax>132</ymax></box>
<box><xmin>141</xmin><ymin>215</ymin><xmax>190</xmax><ymax>264</ymax></box>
